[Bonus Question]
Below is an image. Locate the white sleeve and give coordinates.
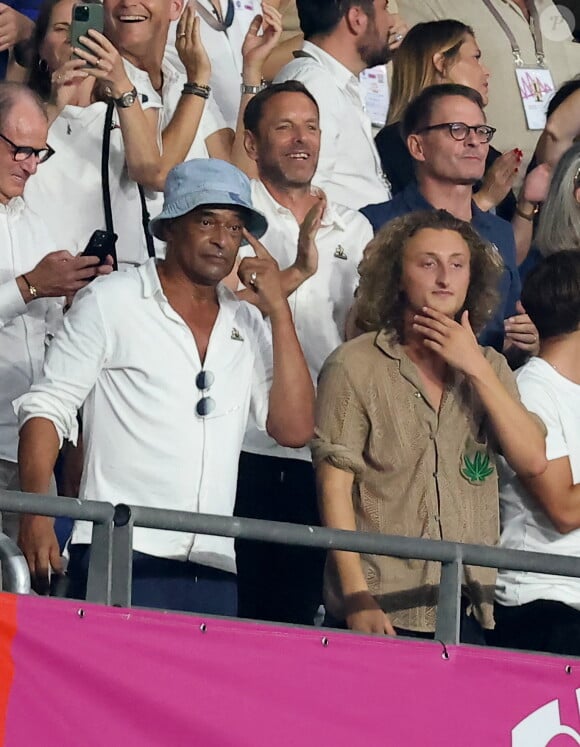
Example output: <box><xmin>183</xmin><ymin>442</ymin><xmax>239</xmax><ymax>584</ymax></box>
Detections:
<box><xmin>517</xmin><ymin>377</ymin><xmax>569</xmax><ymax>462</ymax></box>
<box><xmin>0</xmin><ymin>280</ymin><xmax>26</xmax><ymax>328</ymax></box>
<box><xmin>247</xmin><ymin>310</ymin><xmax>273</xmax><ymax>433</ymax></box>
<box><xmin>13</xmin><ymin>282</ymin><xmax>110</xmax><ymax>447</ymax></box>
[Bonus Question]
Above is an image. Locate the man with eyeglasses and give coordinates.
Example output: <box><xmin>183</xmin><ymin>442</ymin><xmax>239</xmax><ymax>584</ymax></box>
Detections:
<box><xmin>0</xmin><ymin>81</ymin><xmax>110</xmax><ymax>546</ymax></box>
<box><xmin>361</xmin><ymin>83</ymin><xmax>527</xmax><ymax>356</ymax></box>
<box><xmin>15</xmin><ymin>158</ymin><xmax>314</xmax><ymax>616</ymax></box>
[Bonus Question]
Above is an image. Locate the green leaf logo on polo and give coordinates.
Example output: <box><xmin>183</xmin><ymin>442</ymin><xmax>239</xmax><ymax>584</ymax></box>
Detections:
<box><xmin>461</xmin><ymin>451</ymin><xmax>494</xmax><ymax>484</ymax></box>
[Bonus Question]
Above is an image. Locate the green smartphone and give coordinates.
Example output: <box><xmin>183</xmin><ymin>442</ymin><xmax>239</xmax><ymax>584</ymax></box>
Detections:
<box><xmin>70</xmin><ymin>3</ymin><xmax>104</xmax><ymax>63</ymax></box>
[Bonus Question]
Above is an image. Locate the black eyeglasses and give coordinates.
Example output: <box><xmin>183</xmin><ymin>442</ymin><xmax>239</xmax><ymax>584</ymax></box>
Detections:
<box><xmin>416</xmin><ymin>122</ymin><xmax>496</xmax><ymax>144</ymax></box>
<box><xmin>195</xmin><ymin>370</ymin><xmax>216</xmax><ymax>417</ymax></box>
<box><xmin>0</xmin><ymin>132</ymin><xmax>55</xmax><ymax>164</ymax></box>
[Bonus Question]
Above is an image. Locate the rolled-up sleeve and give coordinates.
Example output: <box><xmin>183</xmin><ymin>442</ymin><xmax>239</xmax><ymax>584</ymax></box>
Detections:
<box><xmin>311</xmin><ymin>356</ymin><xmax>369</xmax><ymax>475</ymax></box>
<box><xmin>13</xmin><ymin>283</ymin><xmax>110</xmax><ymax>446</ymax></box>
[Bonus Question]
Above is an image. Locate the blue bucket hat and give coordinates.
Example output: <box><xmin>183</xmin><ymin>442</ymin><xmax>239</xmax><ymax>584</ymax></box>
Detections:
<box><xmin>149</xmin><ymin>158</ymin><xmax>268</xmax><ymax>241</ymax></box>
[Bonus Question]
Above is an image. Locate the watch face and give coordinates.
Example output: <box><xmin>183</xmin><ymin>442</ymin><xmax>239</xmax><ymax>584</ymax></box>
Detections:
<box><xmin>122</xmin><ymin>92</ymin><xmax>136</xmax><ymax>106</ymax></box>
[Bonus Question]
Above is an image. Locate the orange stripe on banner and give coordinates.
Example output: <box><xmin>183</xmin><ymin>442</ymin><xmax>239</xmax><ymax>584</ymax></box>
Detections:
<box><xmin>0</xmin><ymin>594</ymin><xmax>18</xmax><ymax>746</ymax></box>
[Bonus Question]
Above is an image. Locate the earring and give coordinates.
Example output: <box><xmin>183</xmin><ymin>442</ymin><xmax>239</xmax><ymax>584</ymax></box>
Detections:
<box><xmin>38</xmin><ymin>58</ymin><xmax>49</xmax><ymax>73</ymax></box>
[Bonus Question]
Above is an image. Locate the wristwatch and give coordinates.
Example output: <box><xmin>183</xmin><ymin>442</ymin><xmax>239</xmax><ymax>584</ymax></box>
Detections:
<box><xmin>113</xmin><ymin>87</ymin><xmax>138</xmax><ymax>108</ymax></box>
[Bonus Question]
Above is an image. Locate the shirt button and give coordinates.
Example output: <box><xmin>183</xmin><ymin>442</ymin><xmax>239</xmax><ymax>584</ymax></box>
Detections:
<box><xmin>434</xmin><ymin>514</ymin><xmax>440</xmax><ymax>523</ymax></box>
<box><xmin>429</xmin><ymin>434</ymin><xmax>435</xmax><ymax>441</ymax></box>
<box><xmin>414</xmin><ymin>392</ymin><xmax>422</xmax><ymax>399</ymax></box>
<box><xmin>432</xmin><ymin>472</ymin><xmax>438</xmax><ymax>478</ymax></box>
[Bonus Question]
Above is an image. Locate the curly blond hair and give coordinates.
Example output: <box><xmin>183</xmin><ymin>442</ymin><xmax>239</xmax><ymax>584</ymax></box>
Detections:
<box><xmin>356</xmin><ymin>210</ymin><xmax>503</xmax><ymax>340</ymax></box>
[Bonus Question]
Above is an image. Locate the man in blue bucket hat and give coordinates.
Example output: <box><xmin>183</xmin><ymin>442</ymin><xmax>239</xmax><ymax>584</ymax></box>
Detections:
<box><xmin>15</xmin><ymin>158</ymin><xmax>315</xmax><ymax>616</ymax></box>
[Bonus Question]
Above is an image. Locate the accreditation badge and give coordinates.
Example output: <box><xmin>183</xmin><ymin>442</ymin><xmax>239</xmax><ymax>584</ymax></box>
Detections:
<box><xmin>515</xmin><ymin>67</ymin><xmax>556</xmax><ymax>130</ymax></box>
<box><xmin>360</xmin><ymin>65</ymin><xmax>390</xmax><ymax>128</ymax></box>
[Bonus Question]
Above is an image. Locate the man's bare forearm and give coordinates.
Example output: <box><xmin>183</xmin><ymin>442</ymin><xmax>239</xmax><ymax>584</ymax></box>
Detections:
<box><xmin>18</xmin><ymin>418</ymin><xmax>61</xmax><ymax>495</ymax></box>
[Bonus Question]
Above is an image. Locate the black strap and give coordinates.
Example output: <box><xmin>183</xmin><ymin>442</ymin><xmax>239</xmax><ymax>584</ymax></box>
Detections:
<box><xmin>101</xmin><ymin>100</ymin><xmax>115</xmax><ymax>235</ymax></box>
<box><xmin>138</xmin><ymin>185</ymin><xmax>156</xmax><ymax>258</ymax></box>
<box><xmin>101</xmin><ymin>100</ymin><xmax>155</xmax><ymax>262</ymax></box>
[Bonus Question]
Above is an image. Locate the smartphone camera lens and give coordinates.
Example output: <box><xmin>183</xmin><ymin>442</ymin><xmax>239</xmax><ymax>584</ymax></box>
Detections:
<box><xmin>75</xmin><ymin>5</ymin><xmax>90</xmax><ymax>21</ymax></box>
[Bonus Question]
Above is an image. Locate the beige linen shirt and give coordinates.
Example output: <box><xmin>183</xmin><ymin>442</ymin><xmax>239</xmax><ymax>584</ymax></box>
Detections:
<box><xmin>397</xmin><ymin>0</ymin><xmax>580</xmax><ymax>178</ymax></box>
<box><xmin>312</xmin><ymin>330</ymin><xmax>521</xmax><ymax>632</ymax></box>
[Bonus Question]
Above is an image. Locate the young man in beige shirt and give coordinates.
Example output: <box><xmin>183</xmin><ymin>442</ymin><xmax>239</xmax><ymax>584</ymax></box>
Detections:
<box><xmin>313</xmin><ymin>209</ymin><xmax>547</xmax><ymax>642</ymax></box>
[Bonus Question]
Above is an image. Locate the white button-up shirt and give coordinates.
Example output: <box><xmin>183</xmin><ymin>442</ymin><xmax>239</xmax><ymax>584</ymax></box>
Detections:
<box><xmin>497</xmin><ymin>358</ymin><xmax>580</xmax><ymax>609</ymax></box>
<box><xmin>0</xmin><ymin>198</ymin><xmax>60</xmax><ymax>463</ymax></box>
<box><xmin>14</xmin><ymin>260</ymin><xmax>273</xmax><ymax>573</ymax></box>
<box><xmin>274</xmin><ymin>41</ymin><xmax>391</xmax><ymax>209</ymax></box>
<box><xmin>240</xmin><ymin>180</ymin><xmax>373</xmax><ymax>461</ymax></box>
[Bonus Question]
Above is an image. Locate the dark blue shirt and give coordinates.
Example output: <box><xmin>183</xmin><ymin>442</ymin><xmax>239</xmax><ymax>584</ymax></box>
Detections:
<box><xmin>361</xmin><ymin>183</ymin><xmax>521</xmax><ymax>352</ymax></box>
<box><xmin>0</xmin><ymin>1</ymin><xmax>42</xmax><ymax>79</ymax></box>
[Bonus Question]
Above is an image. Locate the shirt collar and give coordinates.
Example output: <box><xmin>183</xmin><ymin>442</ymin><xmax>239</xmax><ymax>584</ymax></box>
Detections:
<box><xmin>139</xmin><ymin>258</ymin><xmax>240</xmax><ymax>310</ymax></box>
<box><xmin>0</xmin><ymin>196</ymin><xmax>25</xmax><ymax>216</ymax></box>
<box><xmin>404</xmin><ymin>182</ymin><xmax>482</xmax><ymax>223</ymax></box>
<box><xmin>301</xmin><ymin>41</ymin><xmax>359</xmax><ymax>90</ymax></box>
<box><xmin>252</xmin><ymin>179</ymin><xmax>347</xmax><ymax>232</ymax></box>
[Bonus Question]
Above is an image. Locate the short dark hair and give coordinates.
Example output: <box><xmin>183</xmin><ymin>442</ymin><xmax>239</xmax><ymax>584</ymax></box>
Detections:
<box><xmin>401</xmin><ymin>83</ymin><xmax>485</xmax><ymax>140</ymax></box>
<box><xmin>521</xmin><ymin>251</ymin><xmax>580</xmax><ymax>340</ymax></box>
<box><xmin>243</xmin><ymin>81</ymin><xmax>319</xmax><ymax>134</ymax></box>
<box><xmin>297</xmin><ymin>0</ymin><xmax>374</xmax><ymax>40</ymax></box>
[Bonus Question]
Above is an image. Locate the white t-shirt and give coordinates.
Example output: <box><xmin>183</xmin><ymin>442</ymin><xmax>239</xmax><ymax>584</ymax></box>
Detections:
<box><xmin>497</xmin><ymin>357</ymin><xmax>580</xmax><ymax>609</ymax></box>
<box><xmin>14</xmin><ymin>260</ymin><xmax>273</xmax><ymax>573</ymax></box>
<box><xmin>240</xmin><ymin>180</ymin><xmax>373</xmax><ymax>461</ymax></box>
<box><xmin>274</xmin><ymin>41</ymin><xmax>391</xmax><ymax>209</ymax></box>
<box><xmin>165</xmin><ymin>0</ymin><xmax>259</xmax><ymax>129</ymax></box>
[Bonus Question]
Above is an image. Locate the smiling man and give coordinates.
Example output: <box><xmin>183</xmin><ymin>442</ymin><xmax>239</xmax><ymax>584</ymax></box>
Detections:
<box><xmin>232</xmin><ymin>81</ymin><xmax>373</xmax><ymax>626</ymax></box>
<box><xmin>312</xmin><ymin>209</ymin><xmax>547</xmax><ymax>642</ymax></box>
<box><xmin>362</xmin><ymin>84</ymin><xmax>528</xmax><ymax>355</ymax></box>
<box><xmin>15</xmin><ymin>158</ymin><xmax>314</xmax><ymax>615</ymax></box>
<box><xmin>273</xmin><ymin>0</ymin><xmax>395</xmax><ymax>209</ymax></box>
<box><xmin>0</xmin><ymin>82</ymin><xmax>109</xmax><ymax>545</ymax></box>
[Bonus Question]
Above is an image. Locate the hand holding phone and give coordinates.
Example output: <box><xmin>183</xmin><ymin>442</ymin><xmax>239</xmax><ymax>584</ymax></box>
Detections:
<box><xmin>81</xmin><ymin>230</ymin><xmax>118</xmax><ymax>272</ymax></box>
<box><xmin>70</xmin><ymin>3</ymin><xmax>104</xmax><ymax>64</ymax></box>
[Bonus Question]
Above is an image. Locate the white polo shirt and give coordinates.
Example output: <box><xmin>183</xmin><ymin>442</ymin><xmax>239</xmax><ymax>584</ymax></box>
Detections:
<box><xmin>0</xmin><ymin>198</ymin><xmax>61</xmax><ymax>463</ymax></box>
<box><xmin>274</xmin><ymin>41</ymin><xmax>392</xmax><ymax>209</ymax></box>
<box><xmin>14</xmin><ymin>260</ymin><xmax>273</xmax><ymax>573</ymax></box>
<box><xmin>165</xmin><ymin>0</ymin><xmax>259</xmax><ymax>129</ymax></box>
<box><xmin>497</xmin><ymin>357</ymin><xmax>580</xmax><ymax>610</ymax></box>
<box><xmin>240</xmin><ymin>179</ymin><xmax>373</xmax><ymax>461</ymax></box>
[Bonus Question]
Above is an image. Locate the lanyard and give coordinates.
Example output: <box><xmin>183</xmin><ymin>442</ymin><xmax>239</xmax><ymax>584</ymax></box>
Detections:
<box><xmin>481</xmin><ymin>0</ymin><xmax>545</xmax><ymax>66</ymax></box>
<box><xmin>194</xmin><ymin>0</ymin><xmax>234</xmax><ymax>32</ymax></box>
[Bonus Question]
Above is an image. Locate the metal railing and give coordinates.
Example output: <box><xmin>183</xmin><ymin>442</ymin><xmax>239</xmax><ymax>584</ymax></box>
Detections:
<box><xmin>2</xmin><ymin>487</ymin><xmax>580</xmax><ymax>645</ymax></box>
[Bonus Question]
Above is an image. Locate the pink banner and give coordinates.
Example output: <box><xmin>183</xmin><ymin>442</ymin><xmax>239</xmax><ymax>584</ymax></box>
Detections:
<box><xmin>1</xmin><ymin>594</ymin><xmax>580</xmax><ymax>745</ymax></box>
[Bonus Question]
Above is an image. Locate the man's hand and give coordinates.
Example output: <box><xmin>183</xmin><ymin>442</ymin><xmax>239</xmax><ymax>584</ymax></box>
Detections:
<box><xmin>292</xmin><ymin>193</ymin><xmax>326</xmax><ymax>281</ymax></box>
<box><xmin>242</xmin><ymin>4</ymin><xmax>283</xmax><ymax>83</ymax></box>
<box><xmin>475</xmin><ymin>149</ymin><xmax>521</xmax><ymax>212</ymax></box>
<box><xmin>176</xmin><ymin>6</ymin><xmax>211</xmax><ymax>86</ymax></box>
<box><xmin>344</xmin><ymin>591</ymin><xmax>397</xmax><ymax>635</ymax></box>
<box><xmin>0</xmin><ymin>5</ymin><xmax>33</xmax><ymax>53</ymax></box>
<box><xmin>23</xmin><ymin>250</ymin><xmax>108</xmax><ymax>300</ymax></box>
<box><xmin>413</xmin><ymin>307</ymin><xmax>486</xmax><ymax>376</ymax></box>
<box><xmin>18</xmin><ymin>515</ymin><xmax>62</xmax><ymax>595</ymax></box>
<box><xmin>238</xmin><ymin>229</ymin><xmax>288</xmax><ymax>317</ymax></box>
<box><xmin>504</xmin><ymin>301</ymin><xmax>540</xmax><ymax>355</ymax></box>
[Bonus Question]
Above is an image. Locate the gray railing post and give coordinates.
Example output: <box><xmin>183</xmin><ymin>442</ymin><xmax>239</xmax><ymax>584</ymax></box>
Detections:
<box><xmin>0</xmin><ymin>532</ymin><xmax>30</xmax><ymax>594</ymax></box>
<box><xmin>110</xmin><ymin>504</ymin><xmax>133</xmax><ymax>607</ymax></box>
<box><xmin>86</xmin><ymin>520</ymin><xmax>114</xmax><ymax>604</ymax></box>
<box><xmin>435</xmin><ymin>554</ymin><xmax>463</xmax><ymax>645</ymax></box>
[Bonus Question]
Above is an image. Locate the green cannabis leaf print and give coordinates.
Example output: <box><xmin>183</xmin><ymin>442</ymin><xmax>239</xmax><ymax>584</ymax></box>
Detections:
<box><xmin>461</xmin><ymin>451</ymin><xmax>494</xmax><ymax>484</ymax></box>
